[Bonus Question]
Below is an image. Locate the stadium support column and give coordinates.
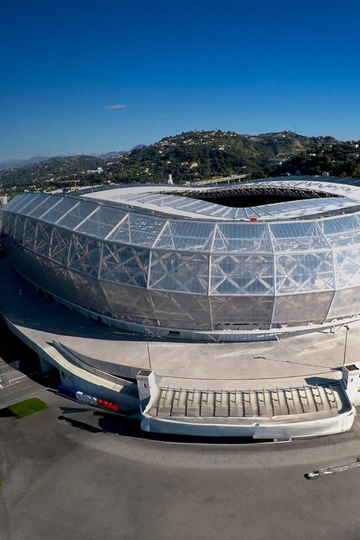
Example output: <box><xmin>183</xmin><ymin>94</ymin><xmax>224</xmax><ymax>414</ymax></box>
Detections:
<box><xmin>137</xmin><ymin>370</ymin><xmax>157</xmax><ymax>412</ymax></box>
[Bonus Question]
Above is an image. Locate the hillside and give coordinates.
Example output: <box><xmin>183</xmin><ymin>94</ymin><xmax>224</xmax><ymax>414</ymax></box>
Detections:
<box><xmin>1</xmin><ymin>130</ymin><xmax>360</xmax><ymax>195</ymax></box>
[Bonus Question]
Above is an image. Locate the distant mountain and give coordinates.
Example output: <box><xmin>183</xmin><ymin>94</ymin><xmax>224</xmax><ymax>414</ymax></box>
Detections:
<box><xmin>94</xmin><ymin>151</ymin><xmax>127</xmax><ymax>160</ymax></box>
<box><xmin>0</xmin><ymin>156</ymin><xmax>52</xmax><ymax>171</ymax></box>
<box><xmin>130</xmin><ymin>144</ymin><xmax>147</xmax><ymax>151</ymax></box>
<box><xmin>1</xmin><ymin>145</ymin><xmax>147</xmax><ymax>170</ymax></box>
<box><xmin>1</xmin><ymin>130</ymin><xmax>360</xmax><ymax>195</ymax></box>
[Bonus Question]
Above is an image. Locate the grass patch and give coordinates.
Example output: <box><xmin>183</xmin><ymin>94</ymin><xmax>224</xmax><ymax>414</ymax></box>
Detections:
<box><xmin>8</xmin><ymin>397</ymin><xmax>47</xmax><ymax>418</ymax></box>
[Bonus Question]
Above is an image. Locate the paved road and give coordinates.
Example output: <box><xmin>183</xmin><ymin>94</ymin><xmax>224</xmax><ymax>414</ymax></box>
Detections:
<box><xmin>1</xmin><ymin>391</ymin><xmax>360</xmax><ymax>540</ymax></box>
<box><xmin>0</xmin><ymin>321</ymin><xmax>49</xmax><ymax>409</ymax></box>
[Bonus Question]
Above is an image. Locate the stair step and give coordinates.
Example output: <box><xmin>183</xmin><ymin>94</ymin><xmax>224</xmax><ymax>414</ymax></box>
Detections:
<box><xmin>151</xmin><ymin>384</ymin><xmax>344</xmax><ymax>419</ymax></box>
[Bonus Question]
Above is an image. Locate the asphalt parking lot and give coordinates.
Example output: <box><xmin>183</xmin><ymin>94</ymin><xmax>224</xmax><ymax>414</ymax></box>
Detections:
<box><xmin>2</xmin><ymin>389</ymin><xmax>360</xmax><ymax>540</ymax></box>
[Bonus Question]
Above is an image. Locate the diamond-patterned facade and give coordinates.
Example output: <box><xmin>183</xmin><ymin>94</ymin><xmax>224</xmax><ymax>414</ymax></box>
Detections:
<box><xmin>3</xmin><ymin>187</ymin><xmax>360</xmax><ymax>338</ymax></box>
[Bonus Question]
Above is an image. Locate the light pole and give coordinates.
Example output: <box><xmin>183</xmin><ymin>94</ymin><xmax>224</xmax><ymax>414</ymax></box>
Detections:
<box><xmin>144</xmin><ymin>328</ymin><xmax>152</xmax><ymax>370</ymax></box>
<box><xmin>342</xmin><ymin>325</ymin><xmax>350</xmax><ymax>366</ymax></box>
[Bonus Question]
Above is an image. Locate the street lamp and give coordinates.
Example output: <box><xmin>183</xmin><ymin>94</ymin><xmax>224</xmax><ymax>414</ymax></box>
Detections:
<box><xmin>144</xmin><ymin>328</ymin><xmax>152</xmax><ymax>370</ymax></box>
<box><xmin>342</xmin><ymin>325</ymin><xmax>350</xmax><ymax>366</ymax></box>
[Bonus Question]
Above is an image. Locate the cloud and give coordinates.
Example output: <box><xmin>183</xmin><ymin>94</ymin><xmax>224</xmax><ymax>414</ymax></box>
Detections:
<box><xmin>105</xmin><ymin>104</ymin><xmax>127</xmax><ymax>110</ymax></box>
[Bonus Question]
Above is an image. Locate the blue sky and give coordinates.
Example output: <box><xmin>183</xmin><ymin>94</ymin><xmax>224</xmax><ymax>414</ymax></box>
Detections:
<box><xmin>2</xmin><ymin>0</ymin><xmax>360</xmax><ymax>160</ymax></box>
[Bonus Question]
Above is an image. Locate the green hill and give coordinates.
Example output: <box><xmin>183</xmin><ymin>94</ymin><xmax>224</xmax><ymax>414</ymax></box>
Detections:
<box><xmin>1</xmin><ymin>130</ymin><xmax>360</xmax><ymax>195</ymax></box>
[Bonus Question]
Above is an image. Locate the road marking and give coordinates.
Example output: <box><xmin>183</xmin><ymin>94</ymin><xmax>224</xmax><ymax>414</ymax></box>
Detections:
<box><xmin>9</xmin><ymin>375</ymin><xmax>26</xmax><ymax>384</ymax></box>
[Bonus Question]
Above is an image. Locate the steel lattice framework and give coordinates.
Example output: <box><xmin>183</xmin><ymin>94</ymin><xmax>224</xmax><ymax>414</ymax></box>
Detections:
<box><xmin>3</xmin><ymin>177</ymin><xmax>360</xmax><ymax>341</ymax></box>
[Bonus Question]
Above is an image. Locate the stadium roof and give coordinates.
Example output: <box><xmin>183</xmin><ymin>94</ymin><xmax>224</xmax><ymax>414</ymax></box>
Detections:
<box><xmin>79</xmin><ymin>176</ymin><xmax>360</xmax><ymax>221</ymax></box>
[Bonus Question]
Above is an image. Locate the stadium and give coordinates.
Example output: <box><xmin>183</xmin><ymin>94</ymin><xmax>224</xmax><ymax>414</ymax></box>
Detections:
<box><xmin>3</xmin><ymin>176</ymin><xmax>360</xmax><ymax>341</ymax></box>
<box><xmin>1</xmin><ymin>176</ymin><xmax>360</xmax><ymax>438</ymax></box>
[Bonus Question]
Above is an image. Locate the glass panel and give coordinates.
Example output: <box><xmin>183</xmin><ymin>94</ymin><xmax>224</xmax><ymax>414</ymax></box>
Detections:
<box><xmin>68</xmin><ymin>234</ymin><xmax>102</xmax><ymax>276</ymax></box>
<box><xmin>57</xmin><ymin>200</ymin><xmax>97</xmax><ymax>229</ymax></box>
<box><xmin>76</xmin><ymin>206</ymin><xmax>127</xmax><ymax>238</ymax></box>
<box><xmin>109</xmin><ymin>213</ymin><xmax>164</xmax><ymax>246</ymax></box>
<box><xmin>210</xmin><ymin>296</ymin><xmax>273</xmax><ymax>325</ymax></box>
<box><xmin>28</xmin><ymin>195</ymin><xmax>62</xmax><ymax>218</ymax></box>
<box><xmin>210</xmin><ymin>254</ymin><xmax>274</xmax><ymax>295</ymax></box>
<box><xmin>34</xmin><ymin>221</ymin><xmax>53</xmax><ymax>256</ymax></box>
<box><xmin>212</xmin><ymin>224</ymin><xmax>272</xmax><ymax>252</ymax></box>
<box><xmin>22</xmin><ymin>217</ymin><xmax>37</xmax><ymax>249</ymax></box>
<box><xmin>273</xmin><ymin>292</ymin><xmax>334</xmax><ymax>324</ymax></box>
<box><xmin>2</xmin><ymin>193</ymin><xmax>32</xmax><ymax>213</ymax></box>
<box><xmin>13</xmin><ymin>214</ymin><xmax>25</xmax><ymax>242</ymax></box>
<box><xmin>155</xmin><ymin>221</ymin><xmax>215</xmax><ymax>251</ymax></box>
<box><xmin>321</xmin><ymin>215</ymin><xmax>360</xmax><ymax>247</ymax></box>
<box><xmin>41</xmin><ymin>198</ymin><xmax>79</xmax><ymax>224</ymax></box>
<box><xmin>328</xmin><ymin>287</ymin><xmax>360</xmax><ymax>319</ymax></box>
<box><xmin>0</xmin><ymin>212</ymin><xmax>10</xmax><ymax>235</ymax></box>
<box><xmin>270</xmin><ymin>222</ymin><xmax>329</xmax><ymax>251</ymax></box>
<box><xmin>66</xmin><ymin>269</ymin><xmax>111</xmax><ymax>314</ymax></box>
<box><xmin>100</xmin><ymin>243</ymin><xmax>149</xmax><ymax>288</ymax></box>
<box><xmin>17</xmin><ymin>194</ymin><xmax>43</xmax><ymax>215</ymax></box>
<box><xmin>275</xmin><ymin>252</ymin><xmax>334</xmax><ymax>293</ymax></box>
<box><xmin>150</xmin><ymin>290</ymin><xmax>211</xmax><ymax>330</ymax></box>
<box><xmin>335</xmin><ymin>248</ymin><xmax>360</xmax><ymax>287</ymax></box>
<box><xmin>149</xmin><ymin>251</ymin><xmax>209</xmax><ymax>294</ymax></box>
<box><xmin>101</xmin><ymin>282</ymin><xmax>156</xmax><ymax>325</ymax></box>
<box><xmin>49</xmin><ymin>227</ymin><xmax>71</xmax><ymax>265</ymax></box>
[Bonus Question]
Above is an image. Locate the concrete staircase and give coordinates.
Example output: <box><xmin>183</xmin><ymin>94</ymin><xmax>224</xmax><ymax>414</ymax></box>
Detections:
<box><xmin>149</xmin><ymin>384</ymin><xmax>344</xmax><ymax>420</ymax></box>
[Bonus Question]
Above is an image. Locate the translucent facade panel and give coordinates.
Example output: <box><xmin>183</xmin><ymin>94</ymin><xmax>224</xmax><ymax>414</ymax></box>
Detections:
<box><xmin>68</xmin><ymin>234</ymin><xmax>102</xmax><ymax>277</ymax></box>
<box><xmin>13</xmin><ymin>214</ymin><xmax>25</xmax><ymax>242</ymax></box>
<box><xmin>129</xmin><ymin>193</ymin><xmax>166</xmax><ymax>204</ymax></box>
<box><xmin>145</xmin><ymin>194</ymin><xmax>187</xmax><ymax>208</ymax></box>
<box><xmin>101</xmin><ymin>282</ymin><xmax>157</xmax><ymax>325</ymax></box>
<box><xmin>22</xmin><ymin>217</ymin><xmax>37</xmax><ymax>250</ymax></box>
<box><xmin>109</xmin><ymin>213</ymin><xmax>165</xmax><ymax>246</ymax></box>
<box><xmin>234</xmin><ymin>208</ymin><xmax>248</xmax><ymax>219</ymax></box>
<box><xmin>41</xmin><ymin>198</ymin><xmax>79</xmax><ymax>224</ymax></box>
<box><xmin>8</xmin><ymin>250</ymin><xmax>53</xmax><ymax>293</ymax></box>
<box><xmin>28</xmin><ymin>195</ymin><xmax>61</xmax><ymax>218</ymax></box>
<box><xmin>210</xmin><ymin>254</ymin><xmax>274</xmax><ymax>295</ymax></box>
<box><xmin>149</xmin><ymin>251</ymin><xmax>209</xmax><ymax>294</ymax></box>
<box><xmin>159</xmin><ymin>196</ymin><xmax>207</xmax><ymax>209</ymax></box>
<box><xmin>270</xmin><ymin>222</ymin><xmax>329</xmax><ymax>251</ymax></box>
<box><xmin>275</xmin><ymin>252</ymin><xmax>335</xmax><ymax>294</ymax></box>
<box><xmin>150</xmin><ymin>291</ymin><xmax>211</xmax><ymax>330</ymax></box>
<box><xmin>17</xmin><ymin>194</ymin><xmax>44</xmax><ymax>215</ymax></box>
<box><xmin>155</xmin><ymin>221</ymin><xmax>215</xmax><ymax>251</ymax></box>
<box><xmin>0</xmin><ymin>212</ymin><xmax>10</xmax><ymax>235</ymax></box>
<box><xmin>9</xmin><ymin>249</ymin><xmax>86</xmax><ymax>307</ymax></box>
<box><xmin>2</xmin><ymin>212</ymin><xmax>14</xmax><ymax>237</ymax></box>
<box><xmin>321</xmin><ymin>215</ymin><xmax>360</xmax><ymax>247</ymax></box>
<box><xmin>212</xmin><ymin>224</ymin><xmax>272</xmax><ymax>252</ymax></box>
<box><xmin>334</xmin><ymin>248</ymin><xmax>360</xmax><ymax>288</ymax></box>
<box><xmin>57</xmin><ymin>201</ymin><xmax>97</xmax><ymax>230</ymax></box>
<box><xmin>210</xmin><ymin>296</ymin><xmax>273</xmax><ymax>325</ymax></box>
<box><xmin>328</xmin><ymin>287</ymin><xmax>360</xmax><ymax>319</ymax></box>
<box><xmin>263</xmin><ymin>198</ymin><xmax>354</xmax><ymax>219</ymax></box>
<box><xmin>191</xmin><ymin>200</ymin><xmax>225</xmax><ymax>214</ymax></box>
<box><xmin>49</xmin><ymin>227</ymin><xmax>71</xmax><ymax>265</ymax></box>
<box><xmin>35</xmin><ymin>259</ymin><xmax>83</xmax><ymax>305</ymax></box>
<box><xmin>3</xmin><ymin>193</ymin><xmax>33</xmax><ymax>213</ymax></box>
<box><xmin>66</xmin><ymin>269</ymin><xmax>111</xmax><ymax>314</ymax></box>
<box><xmin>34</xmin><ymin>221</ymin><xmax>53</xmax><ymax>256</ymax></box>
<box><xmin>76</xmin><ymin>206</ymin><xmax>127</xmax><ymax>239</ymax></box>
<box><xmin>273</xmin><ymin>292</ymin><xmax>334</xmax><ymax>324</ymax></box>
<box><xmin>100</xmin><ymin>243</ymin><xmax>149</xmax><ymax>288</ymax></box>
